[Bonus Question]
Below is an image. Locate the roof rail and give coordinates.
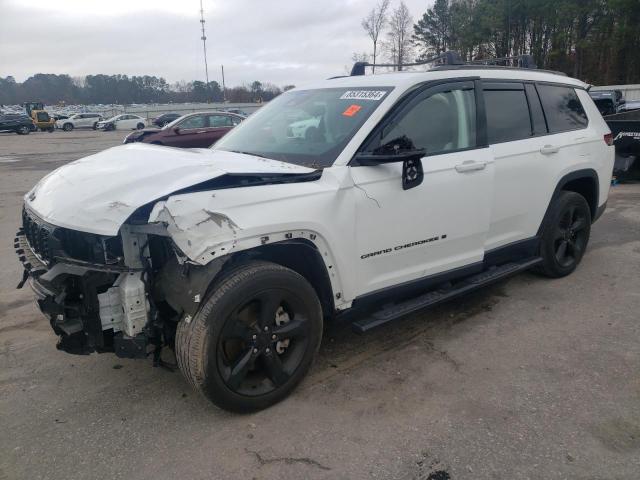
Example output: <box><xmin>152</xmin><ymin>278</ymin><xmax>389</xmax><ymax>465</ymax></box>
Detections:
<box><xmin>350</xmin><ymin>51</ymin><xmax>464</xmax><ymax>76</ymax></box>
<box><xmin>468</xmin><ymin>54</ymin><xmax>537</xmax><ymax>69</ymax></box>
<box><xmin>350</xmin><ymin>51</ymin><xmax>544</xmax><ymax>76</ymax></box>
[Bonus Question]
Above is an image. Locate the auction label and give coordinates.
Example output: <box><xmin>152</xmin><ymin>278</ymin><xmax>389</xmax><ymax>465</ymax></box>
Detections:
<box><xmin>340</xmin><ymin>90</ymin><xmax>387</xmax><ymax>101</ymax></box>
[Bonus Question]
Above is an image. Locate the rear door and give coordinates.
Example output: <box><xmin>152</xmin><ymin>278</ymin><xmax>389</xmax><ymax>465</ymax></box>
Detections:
<box><xmin>204</xmin><ymin>114</ymin><xmax>238</xmax><ymax>146</ymax></box>
<box><xmin>483</xmin><ymin>81</ymin><xmax>590</xmax><ymax>251</ymax></box>
<box><xmin>350</xmin><ymin>80</ymin><xmax>495</xmax><ymax>295</ymax></box>
<box><xmin>76</xmin><ymin>114</ymin><xmax>90</xmax><ymax>128</ymax></box>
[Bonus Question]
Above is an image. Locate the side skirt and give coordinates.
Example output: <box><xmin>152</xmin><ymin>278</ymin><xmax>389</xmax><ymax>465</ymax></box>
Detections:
<box><xmin>351</xmin><ymin>257</ymin><xmax>541</xmax><ymax>333</ymax></box>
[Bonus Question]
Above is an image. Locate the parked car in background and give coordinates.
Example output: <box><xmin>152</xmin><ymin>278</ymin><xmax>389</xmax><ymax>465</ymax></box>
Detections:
<box><xmin>152</xmin><ymin>112</ymin><xmax>181</xmax><ymax>127</ymax></box>
<box><xmin>617</xmin><ymin>100</ymin><xmax>640</xmax><ymax>113</ymax></box>
<box><xmin>96</xmin><ymin>114</ymin><xmax>146</xmax><ymax>131</ymax></box>
<box><xmin>0</xmin><ymin>114</ymin><xmax>35</xmax><ymax>134</ymax></box>
<box><xmin>56</xmin><ymin>113</ymin><xmax>103</xmax><ymax>131</ymax></box>
<box><xmin>589</xmin><ymin>90</ymin><xmax>625</xmax><ymax>116</ymax></box>
<box><xmin>123</xmin><ymin>111</ymin><xmax>243</xmax><ymax>147</ymax></box>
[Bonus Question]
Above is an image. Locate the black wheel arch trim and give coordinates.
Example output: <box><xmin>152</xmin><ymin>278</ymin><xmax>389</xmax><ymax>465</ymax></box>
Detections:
<box><xmin>536</xmin><ymin>168</ymin><xmax>600</xmax><ymax>237</ymax></box>
<box><xmin>156</xmin><ymin>239</ymin><xmax>335</xmax><ymax>321</ymax></box>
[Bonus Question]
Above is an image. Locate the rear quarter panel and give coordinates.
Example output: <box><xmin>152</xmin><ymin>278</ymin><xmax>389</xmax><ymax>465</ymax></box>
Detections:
<box><xmin>577</xmin><ymin>89</ymin><xmax>615</xmax><ymax>206</ymax></box>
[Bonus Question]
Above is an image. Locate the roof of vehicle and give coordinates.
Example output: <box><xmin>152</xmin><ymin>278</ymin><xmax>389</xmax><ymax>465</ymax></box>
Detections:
<box><xmin>300</xmin><ymin>68</ymin><xmax>587</xmax><ymax>92</ymax></box>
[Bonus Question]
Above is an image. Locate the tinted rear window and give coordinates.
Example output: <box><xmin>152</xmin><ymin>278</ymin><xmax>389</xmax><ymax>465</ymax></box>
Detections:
<box><xmin>537</xmin><ymin>84</ymin><xmax>588</xmax><ymax>132</ymax></box>
<box><xmin>484</xmin><ymin>88</ymin><xmax>532</xmax><ymax>144</ymax></box>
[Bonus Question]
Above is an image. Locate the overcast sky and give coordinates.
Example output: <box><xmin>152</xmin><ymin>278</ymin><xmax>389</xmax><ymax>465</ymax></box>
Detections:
<box><xmin>0</xmin><ymin>0</ymin><xmax>432</xmax><ymax>88</ymax></box>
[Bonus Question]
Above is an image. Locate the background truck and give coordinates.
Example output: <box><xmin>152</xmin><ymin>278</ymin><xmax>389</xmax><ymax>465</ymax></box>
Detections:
<box><xmin>604</xmin><ymin>109</ymin><xmax>640</xmax><ymax>180</ymax></box>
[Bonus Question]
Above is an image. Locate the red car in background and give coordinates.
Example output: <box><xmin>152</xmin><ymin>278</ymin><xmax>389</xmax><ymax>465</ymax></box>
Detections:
<box><xmin>123</xmin><ymin>111</ymin><xmax>244</xmax><ymax>148</ymax></box>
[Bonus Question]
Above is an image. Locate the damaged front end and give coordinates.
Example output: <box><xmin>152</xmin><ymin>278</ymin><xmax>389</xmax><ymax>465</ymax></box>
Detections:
<box><xmin>15</xmin><ymin>206</ymin><xmax>225</xmax><ymax>360</ymax></box>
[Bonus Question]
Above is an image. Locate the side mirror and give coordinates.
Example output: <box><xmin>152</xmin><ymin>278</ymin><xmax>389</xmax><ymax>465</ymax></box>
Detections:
<box><xmin>173</xmin><ymin>126</ymin><xmax>181</xmax><ymax>134</ymax></box>
<box><xmin>353</xmin><ymin>148</ymin><xmax>426</xmax><ymax>166</ymax></box>
<box><xmin>354</xmin><ymin>149</ymin><xmax>425</xmax><ymax>190</ymax></box>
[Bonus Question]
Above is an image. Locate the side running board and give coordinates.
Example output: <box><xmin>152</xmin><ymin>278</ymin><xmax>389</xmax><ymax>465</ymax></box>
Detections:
<box><xmin>352</xmin><ymin>257</ymin><xmax>542</xmax><ymax>333</ymax></box>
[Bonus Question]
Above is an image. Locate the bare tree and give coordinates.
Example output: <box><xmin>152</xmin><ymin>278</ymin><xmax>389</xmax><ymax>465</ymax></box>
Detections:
<box><xmin>352</xmin><ymin>52</ymin><xmax>370</xmax><ymax>63</ymax></box>
<box><xmin>361</xmin><ymin>0</ymin><xmax>390</xmax><ymax>72</ymax></box>
<box><xmin>385</xmin><ymin>1</ymin><xmax>414</xmax><ymax>71</ymax></box>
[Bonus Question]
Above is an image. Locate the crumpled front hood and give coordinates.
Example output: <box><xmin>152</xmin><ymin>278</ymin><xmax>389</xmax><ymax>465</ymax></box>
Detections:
<box><xmin>25</xmin><ymin>143</ymin><xmax>313</xmax><ymax>236</ymax></box>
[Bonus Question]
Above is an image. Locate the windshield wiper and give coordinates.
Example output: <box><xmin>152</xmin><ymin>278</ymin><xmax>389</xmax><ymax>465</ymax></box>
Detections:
<box><xmin>226</xmin><ymin>149</ymin><xmax>269</xmax><ymax>159</ymax></box>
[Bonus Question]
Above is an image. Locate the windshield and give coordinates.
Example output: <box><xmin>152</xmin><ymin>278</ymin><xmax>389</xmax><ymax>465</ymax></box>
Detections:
<box><xmin>213</xmin><ymin>87</ymin><xmax>393</xmax><ymax>168</ymax></box>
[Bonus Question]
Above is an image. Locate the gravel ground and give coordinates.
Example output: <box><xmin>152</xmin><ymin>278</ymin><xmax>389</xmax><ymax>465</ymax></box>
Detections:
<box><xmin>1</xmin><ymin>130</ymin><xmax>639</xmax><ymax>480</ymax></box>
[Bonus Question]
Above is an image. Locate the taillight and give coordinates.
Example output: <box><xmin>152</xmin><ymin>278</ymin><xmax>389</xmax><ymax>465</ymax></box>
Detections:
<box><xmin>604</xmin><ymin>133</ymin><xmax>614</xmax><ymax>146</ymax></box>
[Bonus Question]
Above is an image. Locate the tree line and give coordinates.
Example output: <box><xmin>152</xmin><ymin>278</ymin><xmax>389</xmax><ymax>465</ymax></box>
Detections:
<box><xmin>360</xmin><ymin>0</ymin><xmax>640</xmax><ymax>85</ymax></box>
<box><xmin>0</xmin><ymin>74</ymin><xmax>295</xmax><ymax>106</ymax></box>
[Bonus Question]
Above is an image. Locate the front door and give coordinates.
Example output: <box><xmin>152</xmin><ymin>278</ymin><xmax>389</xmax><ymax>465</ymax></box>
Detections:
<box><xmin>167</xmin><ymin>114</ymin><xmax>209</xmax><ymax>147</ymax></box>
<box><xmin>350</xmin><ymin>80</ymin><xmax>495</xmax><ymax>296</ymax></box>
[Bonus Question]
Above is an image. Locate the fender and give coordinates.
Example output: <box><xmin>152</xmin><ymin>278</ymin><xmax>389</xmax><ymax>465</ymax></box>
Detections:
<box><xmin>148</xmin><ymin>196</ymin><xmax>349</xmax><ymax>310</ymax></box>
<box><xmin>536</xmin><ymin>168</ymin><xmax>599</xmax><ymax>237</ymax></box>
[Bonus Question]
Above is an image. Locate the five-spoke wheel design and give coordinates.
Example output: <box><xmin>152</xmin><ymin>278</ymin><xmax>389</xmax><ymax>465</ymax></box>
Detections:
<box><xmin>553</xmin><ymin>204</ymin><xmax>589</xmax><ymax>268</ymax></box>
<box><xmin>217</xmin><ymin>289</ymin><xmax>311</xmax><ymax>396</ymax></box>
<box><xmin>175</xmin><ymin>261</ymin><xmax>322</xmax><ymax>412</ymax></box>
<box><xmin>538</xmin><ymin>191</ymin><xmax>592</xmax><ymax>277</ymax></box>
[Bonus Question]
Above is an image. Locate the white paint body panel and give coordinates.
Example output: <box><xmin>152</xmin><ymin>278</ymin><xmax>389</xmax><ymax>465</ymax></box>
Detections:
<box><xmin>350</xmin><ymin>149</ymin><xmax>494</xmax><ymax>294</ymax></box>
<box><xmin>25</xmin><ymin>144</ymin><xmax>313</xmax><ymax>235</ymax></box>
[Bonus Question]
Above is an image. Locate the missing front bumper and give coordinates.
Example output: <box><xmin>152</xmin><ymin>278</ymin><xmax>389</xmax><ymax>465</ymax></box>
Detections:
<box><xmin>15</xmin><ymin>231</ymin><xmax>150</xmax><ymax>358</ymax></box>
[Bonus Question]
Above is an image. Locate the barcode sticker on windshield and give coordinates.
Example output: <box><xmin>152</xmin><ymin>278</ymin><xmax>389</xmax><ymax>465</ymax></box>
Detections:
<box><xmin>340</xmin><ymin>90</ymin><xmax>387</xmax><ymax>101</ymax></box>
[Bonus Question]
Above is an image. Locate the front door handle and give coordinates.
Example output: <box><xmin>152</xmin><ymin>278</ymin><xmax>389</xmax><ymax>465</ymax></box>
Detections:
<box><xmin>540</xmin><ymin>144</ymin><xmax>560</xmax><ymax>155</ymax></box>
<box><xmin>455</xmin><ymin>160</ymin><xmax>487</xmax><ymax>173</ymax></box>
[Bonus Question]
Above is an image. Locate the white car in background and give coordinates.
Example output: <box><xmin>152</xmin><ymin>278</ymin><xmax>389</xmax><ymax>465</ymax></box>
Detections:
<box><xmin>96</xmin><ymin>114</ymin><xmax>146</xmax><ymax>131</ymax></box>
<box><xmin>56</xmin><ymin>113</ymin><xmax>103</xmax><ymax>131</ymax></box>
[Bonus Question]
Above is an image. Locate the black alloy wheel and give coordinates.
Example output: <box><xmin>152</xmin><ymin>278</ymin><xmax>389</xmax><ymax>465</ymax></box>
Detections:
<box><xmin>175</xmin><ymin>261</ymin><xmax>323</xmax><ymax>412</ymax></box>
<box><xmin>537</xmin><ymin>191</ymin><xmax>592</xmax><ymax>277</ymax></box>
<box><xmin>553</xmin><ymin>204</ymin><xmax>589</xmax><ymax>268</ymax></box>
<box><xmin>217</xmin><ymin>289</ymin><xmax>312</xmax><ymax>396</ymax></box>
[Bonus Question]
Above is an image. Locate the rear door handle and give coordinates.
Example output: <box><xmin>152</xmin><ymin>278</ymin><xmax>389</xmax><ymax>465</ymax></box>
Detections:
<box><xmin>540</xmin><ymin>144</ymin><xmax>560</xmax><ymax>155</ymax></box>
<box><xmin>455</xmin><ymin>161</ymin><xmax>487</xmax><ymax>173</ymax></box>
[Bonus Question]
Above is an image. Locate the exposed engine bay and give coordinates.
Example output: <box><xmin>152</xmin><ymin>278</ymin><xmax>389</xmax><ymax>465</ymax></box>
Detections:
<box><xmin>16</xmin><ymin>206</ymin><xmax>226</xmax><ymax>360</ymax></box>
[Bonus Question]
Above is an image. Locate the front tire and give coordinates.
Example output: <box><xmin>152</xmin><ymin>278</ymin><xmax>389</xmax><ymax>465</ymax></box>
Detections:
<box><xmin>105</xmin><ymin>123</ymin><xmax>115</xmax><ymax>131</ymax></box>
<box><xmin>16</xmin><ymin>125</ymin><xmax>30</xmax><ymax>135</ymax></box>
<box><xmin>175</xmin><ymin>261</ymin><xmax>323</xmax><ymax>412</ymax></box>
<box><xmin>537</xmin><ymin>191</ymin><xmax>591</xmax><ymax>278</ymax></box>
<box><xmin>63</xmin><ymin>123</ymin><xmax>73</xmax><ymax>131</ymax></box>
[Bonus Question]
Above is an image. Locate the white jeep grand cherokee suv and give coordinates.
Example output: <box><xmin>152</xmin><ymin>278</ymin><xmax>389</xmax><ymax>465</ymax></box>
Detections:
<box><xmin>15</xmin><ymin>56</ymin><xmax>614</xmax><ymax>412</ymax></box>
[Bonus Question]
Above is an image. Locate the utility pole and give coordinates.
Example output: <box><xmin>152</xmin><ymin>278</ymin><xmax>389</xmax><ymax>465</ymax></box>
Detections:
<box><xmin>221</xmin><ymin>65</ymin><xmax>226</xmax><ymax>102</ymax></box>
<box><xmin>199</xmin><ymin>0</ymin><xmax>210</xmax><ymax>100</ymax></box>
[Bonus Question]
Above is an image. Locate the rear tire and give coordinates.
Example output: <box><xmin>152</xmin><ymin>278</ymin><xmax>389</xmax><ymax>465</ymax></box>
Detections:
<box><xmin>136</xmin><ymin>122</ymin><xmax>145</xmax><ymax>130</ymax></box>
<box><xmin>92</xmin><ymin>122</ymin><xmax>98</xmax><ymax>130</ymax></box>
<box><xmin>536</xmin><ymin>191</ymin><xmax>591</xmax><ymax>278</ymax></box>
<box><xmin>16</xmin><ymin>125</ymin><xmax>30</xmax><ymax>135</ymax></box>
<box><xmin>175</xmin><ymin>261</ymin><xmax>323</xmax><ymax>413</ymax></box>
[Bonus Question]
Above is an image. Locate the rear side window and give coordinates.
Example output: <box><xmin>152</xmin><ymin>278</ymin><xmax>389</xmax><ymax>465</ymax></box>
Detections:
<box><xmin>484</xmin><ymin>85</ymin><xmax>532</xmax><ymax>144</ymax></box>
<box><xmin>537</xmin><ymin>84</ymin><xmax>588</xmax><ymax>132</ymax></box>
